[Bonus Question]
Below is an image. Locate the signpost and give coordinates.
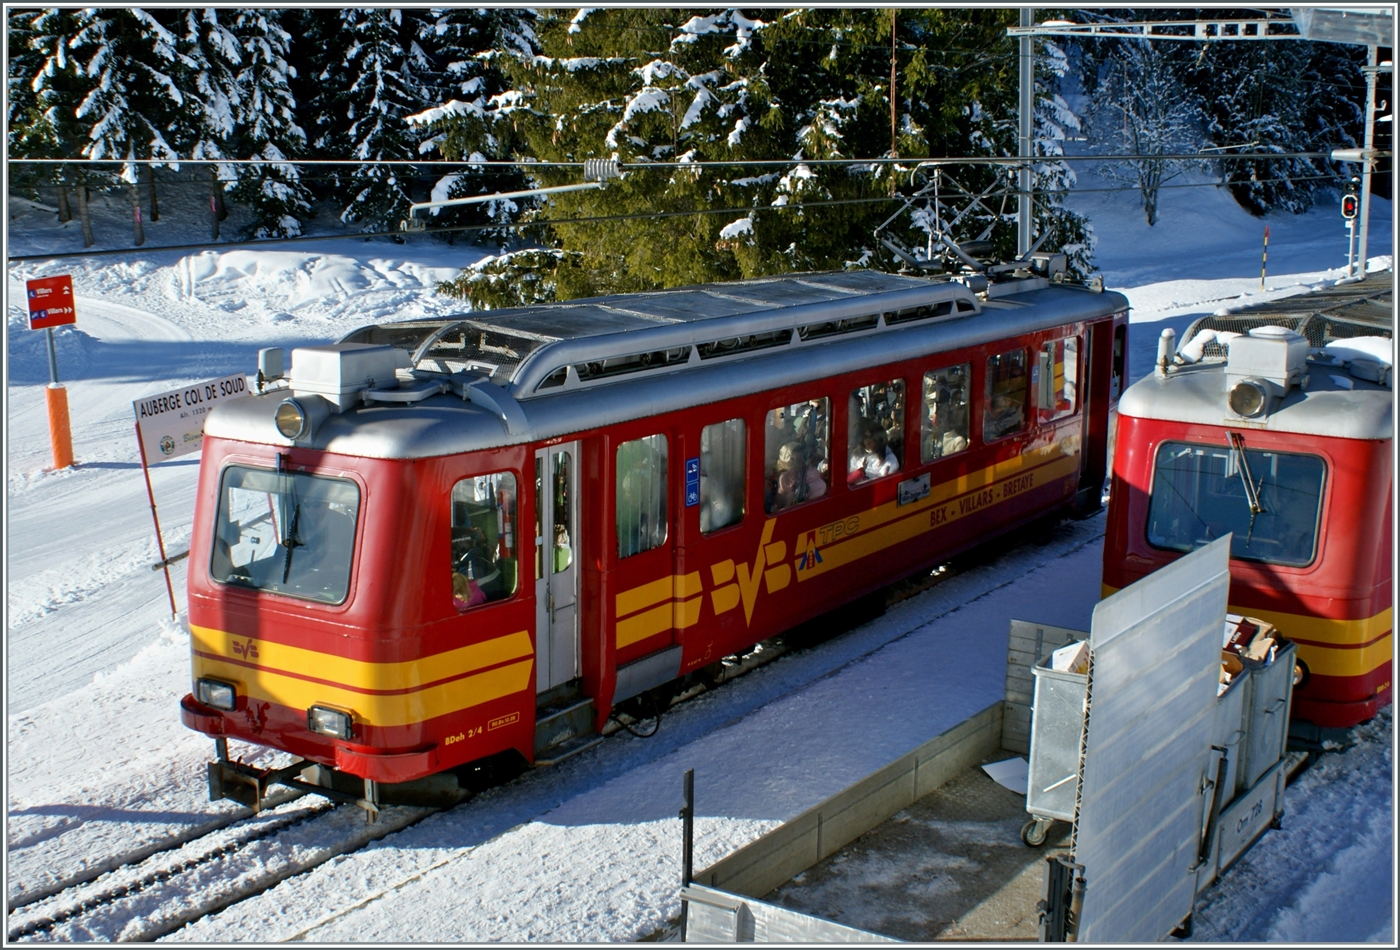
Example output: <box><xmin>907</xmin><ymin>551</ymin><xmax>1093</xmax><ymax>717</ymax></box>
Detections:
<box><xmin>133</xmin><ymin>372</ymin><xmax>249</xmax><ymax>617</ymax></box>
<box><xmin>26</xmin><ymin>275</ymin><xmax>77</xmax><ymax>469</ymax></box>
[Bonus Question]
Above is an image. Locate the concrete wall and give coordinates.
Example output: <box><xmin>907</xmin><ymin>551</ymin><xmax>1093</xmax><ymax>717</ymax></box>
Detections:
<box><xmin>696</xmin><ymin>702</ymin><xmax>1004</xmax><ymax>899</ymax></box>
<box><xmin>1002</xmin><ymin>620</ymin><xmax>1086</xmax><ymax>754</ymax></box>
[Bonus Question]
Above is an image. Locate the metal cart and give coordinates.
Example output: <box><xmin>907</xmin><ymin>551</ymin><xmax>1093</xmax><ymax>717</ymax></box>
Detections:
<box><xmin>1021</xmin><ymin>633</ymin><xmax>1297</xmax><ymax>854</ymax></box>
<box><xmin>1021</xmin><ymin>654</ymin><xmax>1088</xmax><ymax>846</ymax></box>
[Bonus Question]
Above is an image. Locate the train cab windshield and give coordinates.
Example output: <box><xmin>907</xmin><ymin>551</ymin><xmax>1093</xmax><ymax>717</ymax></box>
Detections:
<box><xmin>210</xmin><ymin>466</ymin><xmax>360</xmax><ymax>604</ymax></box>
<box><xmin>1146</xmin><ymin>441</ymin><xmax>1326</xmax><ymax>566</ymax></box>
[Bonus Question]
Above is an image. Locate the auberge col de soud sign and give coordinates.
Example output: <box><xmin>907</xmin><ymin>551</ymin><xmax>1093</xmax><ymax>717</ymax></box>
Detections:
<box><xmin>134</xmin><ymin>373</ymin><xmax>249</xmax><ymax>462</ymax></box>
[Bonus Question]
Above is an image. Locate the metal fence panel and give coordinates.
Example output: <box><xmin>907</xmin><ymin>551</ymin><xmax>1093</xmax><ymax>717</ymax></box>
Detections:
<box><xmin>681</xmin><ymin>884</ymin><xmax>898</xmax><ymax>943</ymax></box>
<box><xmin>1075</xmin><ymin>536</ymin><xmax>1231</xmax><ymax>943</ymax></box>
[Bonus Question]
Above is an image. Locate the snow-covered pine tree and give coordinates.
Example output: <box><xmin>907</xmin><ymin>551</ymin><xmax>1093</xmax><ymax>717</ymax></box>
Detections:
<box><xmin>1180</xmin><ymin>37</ymin><xmax>1366</xmax><ymax>215</ymax></box>
<box><xmin>430</xmin><ymin>7</ymin><xmax>1081</xmax><ymax>306</ymax></box>
<box><xmin>171</xmin><ymin>9</ymin><xmax>241</xmax><ymax>239</ymax></box>
<box><xmin>406</xmin><ymin>8</ymin><xmax>536</xmax><ymax>242</ymax></box>
<box><xmin>7</xmin><ymin>9</ymin><xmax>73</xmax><ymax>218</ymax></box>
<box><xmin>11</xmin><ymin>8</ymin><xmax>104</xmax><ymax>242</ymax></box>
<box><xmin>227</xmin><ymin>9</ymin><xmax>310</xmax><ymax>237</ymax></box>
<box><xmin>1029</xmin><ymin>39</ymin><xmax>1095</xmax><ymax>276</ymax></box>
<box><xmin>302</xmin><ymin>8</ymin><xmax>441</xmax><ymax>231</ymax></box>
<box><xmin>1067</xmin><ymin>9</ymin><xmax>1367</xmax><ymax>218</ymax></box>
<box><xmin>69</xmin><ymin>7</ymin><xmax>186</xmax><ymax>245</ymax></box>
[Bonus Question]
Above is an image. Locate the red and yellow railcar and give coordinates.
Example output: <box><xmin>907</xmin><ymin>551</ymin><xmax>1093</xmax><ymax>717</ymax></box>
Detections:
<box><xmin>1103</xmin><ymin>279</ymin><xmax>1392</xmax><ymax>733</ymax></box>
<box><xmin>180</xmin><ymin>266</ymin><xmax>1128</xmax><ymax>807</ymax></box>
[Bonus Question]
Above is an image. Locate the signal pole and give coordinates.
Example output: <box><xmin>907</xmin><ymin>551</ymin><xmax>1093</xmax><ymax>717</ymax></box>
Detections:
<box><xmin>1356</xmin><ymin>45</ymin><xmax>1379</xmax><ymax>277</ymax></box>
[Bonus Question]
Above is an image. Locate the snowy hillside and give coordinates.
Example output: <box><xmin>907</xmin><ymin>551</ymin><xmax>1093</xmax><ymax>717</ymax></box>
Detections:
<box><xmin>4</xmin><ymin>169</ymin><xmax>1393</xmax><ymax>942</ymax></box>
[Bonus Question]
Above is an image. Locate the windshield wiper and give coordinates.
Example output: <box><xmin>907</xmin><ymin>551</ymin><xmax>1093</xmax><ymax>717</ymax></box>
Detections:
<box><xmin>281</xmin><ymin>503</ymin><xmax>303</xmax><ymax>584</ymax></box>
<box><xmin>1228</xmin><ymin>432</ymin><xmax>1264</xmax><ymax>545</ymax></box>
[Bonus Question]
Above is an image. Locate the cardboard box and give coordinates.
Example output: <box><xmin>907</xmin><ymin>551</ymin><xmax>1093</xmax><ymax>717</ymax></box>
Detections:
<box><xmin>1051</xmin><ymin>640</ymin><xmax>1089</xmax><ymax>674</ymax></box>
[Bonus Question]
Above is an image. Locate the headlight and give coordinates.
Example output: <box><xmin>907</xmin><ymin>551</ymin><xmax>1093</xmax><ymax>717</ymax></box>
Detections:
<box><xmin>196</xmin><ymin>678</ymin><xmax>237</xmax><ymax>710</ymax></box>
<box><xmin>275</xmin><ymin>398</ymin><xmax>309</xmax><ymax>439</ymax></box>
<box><xmin>307</xmin><ymin>705</ymin><xmax>354</xmax><ymax>740</ymax></box>
<box><xmin>1228</xmin><ymin>378</ymin><xmax>1269</xmax><ymax>418</ymax></box>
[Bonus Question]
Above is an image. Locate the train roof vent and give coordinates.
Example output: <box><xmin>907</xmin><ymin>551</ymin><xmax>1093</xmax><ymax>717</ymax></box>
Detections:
<box><xmin>289</xmin><ymin>343</ymin><xmax>410</xmax><ymax>411</ymax></box>
<box><xmin>1225</xmin><ymin>326</ymin><xmax>1308</xmax><ymax>392</ymax></box>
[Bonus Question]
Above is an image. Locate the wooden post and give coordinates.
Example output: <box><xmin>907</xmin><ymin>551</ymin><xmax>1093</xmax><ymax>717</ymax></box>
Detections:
<box><xmin>129</xmin><ymin>179</ymin><xmax>145</xmax><ymax>246</ymax></box>
<box><xmin>136</xmin><ymin>421</ymin><xmax>179</xmax><ymax>619</ymax></box>
<box><xmin>76</xmin><ymin>181</ymin><xmax>95</xmax><ymax>248</ymax></box>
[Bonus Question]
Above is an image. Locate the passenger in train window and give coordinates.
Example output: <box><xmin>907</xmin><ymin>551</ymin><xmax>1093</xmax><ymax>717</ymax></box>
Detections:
<box><xmin>553</xmin><ymin>524</ymin><xmax>573</xmax><ymax>572</ymax></box>
<box><xmin>804</xmin><ymin>456</ymin><xmax>830</xmax><ymax>500</ymax></box>
<box><xmin>848</xmin><ymin>380</ymin><xmax>905</xmax><ymax>484</ymax></box>
<box><xmin>921</xmin><ymin>365</ymin><xmax>971</xmax><ymax>461</ymax></box>
<box><xmin>764</xmin><ymin>399</ymin><xmax>830</xmax><ymax>513</ymax></box>
<box><xmin>450</xmin><ymin>472</ymin><xmax>518</xmax><ymax>609</ymax></box>
<box><xmin>454</xmin><ymin>526</ymin><xmax>504</xmax><ymax>601</ymax></box>
<box><xmin>848</xmin><ymin>426</ymin><xmax>899</xmax><ymax>483</ymax></box>
<box><xmin>452</xmin><ymin>571</ymin><xmax>486</xmax><ymax>610</ymax></box>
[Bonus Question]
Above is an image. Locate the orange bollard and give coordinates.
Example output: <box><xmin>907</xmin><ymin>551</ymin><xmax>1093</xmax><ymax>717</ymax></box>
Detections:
<box><xmin>46</xmin><ymin>383</ymin><xmax>74</xmax><ymax>469</ymax></box>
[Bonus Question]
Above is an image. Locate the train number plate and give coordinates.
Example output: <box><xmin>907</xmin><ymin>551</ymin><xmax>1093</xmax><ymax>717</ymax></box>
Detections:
<box><xmin>898</xmin><ymin>473</ymin><xmax>931</xmax><ymax>507</ymax></box>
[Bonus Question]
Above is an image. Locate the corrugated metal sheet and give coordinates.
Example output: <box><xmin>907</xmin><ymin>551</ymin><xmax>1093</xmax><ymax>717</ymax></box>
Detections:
<box><xmin>1074</xmin><ymin>536</ymin><xmax>1232</xmax><ymax>943</ymax></box>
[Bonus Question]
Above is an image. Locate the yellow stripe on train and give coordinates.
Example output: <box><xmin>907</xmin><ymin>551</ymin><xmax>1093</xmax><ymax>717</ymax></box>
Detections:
<box><xmin>1100</xmin><ymin>586</ymin><xmax>1393</xmax><ymax>679</ymax></box>
<box><xmin>194</xmin><ymin>655</ymin><xmax>534</xmax><ymax>728</ymax></box>
<box><xmin>614</xmin><ymin>440</ymin><xmax>1083</xmax><ymax>645</ymax></box>
<box><xmin>797</xmin><ymin>449</ymin><xmax>1081</xmax><ymax>581</ymax></box>
<box><xmin>191</xmin><ymin>624</ymin><xmax>533</xmax><ymax>688</ymax></box>
<box><xmin>190</xmin><ymin>625</ymin><xmax>535</xmax><ymax>726</ymax></box>
<box><xmin>615</xmin><ymin>573</ymin><xmax>705</xmax><ymax>648</ymax></box>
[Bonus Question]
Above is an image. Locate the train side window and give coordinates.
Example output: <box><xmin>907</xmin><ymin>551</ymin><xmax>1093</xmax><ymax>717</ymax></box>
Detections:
<box><xmin>1035</xmin><ymin>337</ymin><xmax>1079</xmax><ymax>423</ymax></box>
<box><xmin>921</xmin><ymin>364</ymin><xmax>971</xmax><ymax>462</ymax></box>
<box><xmin>617</xmin><ymin>435</ymin><xmax>668</xmax><ymax>558</ymax></box>
<box><xmin>984</xmin><ymin>348</ymin><xmax>1028</xmax><ymax>442</ymax></box>
<box><xmin>764</xmin><ymin>398</ymin><xmax>830</xmax><ymax>514</ymax></box>
<box><xmin>847</xmin><ymin>379</ymin><xmax>905</xmax><ymax>486</ymax></box>
<box><xmin>450</xmin><ymin>472</ymin><xmax>518</xmax><ymax>611</ymax></box>
<box><xmin>700</xmin><ymin>418</ymin><xmax>745</xmax><ymax>534</ymax></box>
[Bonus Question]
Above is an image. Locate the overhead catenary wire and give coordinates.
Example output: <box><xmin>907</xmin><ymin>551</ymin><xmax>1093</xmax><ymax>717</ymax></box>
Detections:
<box><xmin>4</xmin><ymin>151</ymin><xmax>1344</xmax><ymax>169</ymax></box>
<box><xmin>6</xmin><ymin>172</ymin><xmax>1350</xmax><ymax>265</ymax></box>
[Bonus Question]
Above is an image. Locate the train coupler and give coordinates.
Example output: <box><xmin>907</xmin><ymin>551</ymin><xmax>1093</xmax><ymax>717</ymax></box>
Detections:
<box><xmin>207</xmin><ymin>754</ymin><xmax>310</xmax><ymax>812</ymax></box>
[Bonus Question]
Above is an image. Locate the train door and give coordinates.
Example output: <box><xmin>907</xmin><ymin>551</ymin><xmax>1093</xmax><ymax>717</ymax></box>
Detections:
<box><xmin>535</xmin><ymin>443</ymin><xmax>579</xmax><ymax>693</ymax></box>
<box><xmin>1075</xmin><ymin>318</ymin><xmax>1120</xmax><ymax>509</ymax></box>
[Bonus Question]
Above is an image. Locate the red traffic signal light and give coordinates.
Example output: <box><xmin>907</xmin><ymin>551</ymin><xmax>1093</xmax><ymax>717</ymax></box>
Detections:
<box><xmin>1341</xmin><ymin>194</ymin><xmax>1359</xmax><ymax>219</ymax></box>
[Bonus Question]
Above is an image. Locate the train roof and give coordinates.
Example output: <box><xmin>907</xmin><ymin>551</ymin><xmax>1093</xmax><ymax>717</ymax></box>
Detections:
<box><xmin>1120</xmin><ymin>272</ymin><xmax>1393</xmax><ymax>442</ymax></box>
<box><xmin>208</xmin><ymin>271</ymin><xmax>1129</xmax><ymax>459</ymax></box>
<box><xmin>341</xmin><ymin>270</ymin><xmax>984</xmax><ymax>396</ymax></box>
<box><xmin>1177</xmin><ymin>271</ymin><xmax>1392</xmax><ymax>361</ymax></box>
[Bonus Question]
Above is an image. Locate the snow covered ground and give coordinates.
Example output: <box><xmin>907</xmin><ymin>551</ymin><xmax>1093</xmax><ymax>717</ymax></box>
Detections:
<box><xmin>4</xmin><ymin>169</ymin><xmax>1393</xmax><ymax>942</ymax></box>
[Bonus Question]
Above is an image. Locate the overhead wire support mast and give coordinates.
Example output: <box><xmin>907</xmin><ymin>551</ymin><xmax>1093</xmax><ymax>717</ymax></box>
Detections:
<box><xmin>1006</xmin><ymin>19</ymin><xmax>1306</xmax><ymax>41</ymax></box>
<box><xmin>1010</xmin><ymin>9</ymin><xmax>1393</xmax><ymax>280</ymax></box>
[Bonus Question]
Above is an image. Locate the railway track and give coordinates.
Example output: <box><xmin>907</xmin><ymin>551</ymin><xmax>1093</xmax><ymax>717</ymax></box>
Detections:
<box><xmin>5</xmin><ymin>797</ymin><xmax>439</xmax><ymax>942</ymax></box>
<box><xmin>5</xmin><ymin>786</ymin><xmax>310</xmax><ymax>916</ymax></box>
